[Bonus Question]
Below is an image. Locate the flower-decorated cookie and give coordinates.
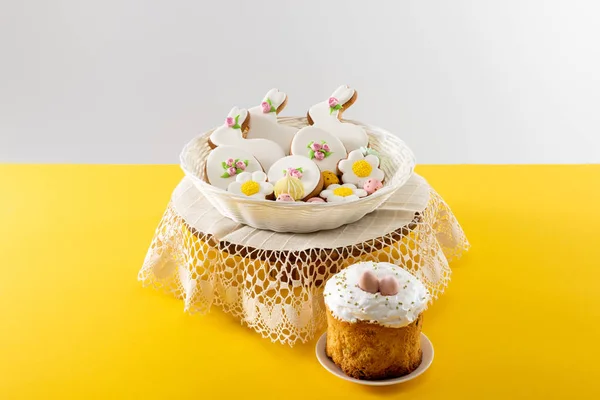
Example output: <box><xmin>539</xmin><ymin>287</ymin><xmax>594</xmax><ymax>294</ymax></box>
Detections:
<box><xmin>204</xmin><ymin>145</ymin><xmax>263</xmax><ymax>190</ymax></box>
<box><xmin>290</xmin><ymin>126</ymin><xmax>347</xmax><ymax>173</ymax></box>
<box><xmin>307</xmin><ymin>85</ymin><xmax>369</xmax><ymax>152</ymax></box>
<box><xmin>319</xmin><ymin>183</ymin><xmax>367</xmax><ymax>203</ymax></box>
<box><xmin>338</xmin><ymin>149</ymin><xmax>385</xmax><ymax>187</ymax></box>
<box><xmin>227</xmin><ymin>171</ymin><xmax>274</xmax><ymax>199</ymax></box>
<box><xmin>246</xmin><ymin>89</ymin><xmax>298</xmax><ymax>155</ymax></box>
<box><xmin>209</xmin><ymin>106</ymin><xmax>285</xmax><ymax>170</ymax></box>
<box><xmin>267</xmin><ymin>155</ymin><xmax>323</xmax><ymax>200</ymax></box>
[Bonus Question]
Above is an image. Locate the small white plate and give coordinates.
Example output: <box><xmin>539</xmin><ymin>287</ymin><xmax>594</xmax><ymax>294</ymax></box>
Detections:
<box><xmin>315</xmin><ymin>332</ymin><xmax>434</xmax><ymax>386</ymax></box>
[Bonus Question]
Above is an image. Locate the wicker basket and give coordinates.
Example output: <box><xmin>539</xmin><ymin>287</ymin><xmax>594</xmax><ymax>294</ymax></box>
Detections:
<box><xmin>179</xmin><ymin>116</ymin><xmax>416</xmax><ymax>233</ymax></box>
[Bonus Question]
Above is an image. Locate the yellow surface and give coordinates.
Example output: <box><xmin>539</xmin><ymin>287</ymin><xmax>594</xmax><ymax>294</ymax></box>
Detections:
<box><xmin>1</xmin><ymin>164</ymin><xmax>600</xmax><ymax>399</ymax></box>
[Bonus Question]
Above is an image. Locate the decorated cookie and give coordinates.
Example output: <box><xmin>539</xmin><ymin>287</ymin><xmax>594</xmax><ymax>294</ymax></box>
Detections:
<box><xmin>246</xmin><ymin>89</ymin><xmax>298</xmax><ymax>155</ymax></box>
<box><xmin>273</xmin><ymin>173</ymin><xmax>305</xmax><ymax>200</ymax></box>
<box><xmin>322</xmin><ymin>171</ymin><xmax>340</xmax><ymax>188</ymax></box>
<box><xmin>290</xmin><ymin>126</ymin><xmax>347</xmax><ymax>173</ymax></box>
<box><xmin>319</xmin><ymin>183</ymin><xmax>367</xmax><ymax>203</ymax></box>
<box><xmin>267</xmin><ymin>155</ymin><xmax>323</xmax><ymax>200</ymax></box>
<box><xmin>307</xmin><ymin>85</ymin><xmax>369</xmax><ymax>152</ymax></box>
<box><xmin>338</xmin><ymin>149</ymin><xmax>385</xmax><ymax>187</ymax></box>
<box><xmin>209</xmin><ymin>107</ymin><xmax>285</xmax><ymax>170</ymax></box>
<box><xmin>227</xmin><ymin>171</ymin><xmax>274</xmax><ymax>199</ymax></box>
<box><xmin>204</xmin><ymin>145</ymin><xmax>263</xmax><ymax>190</ymax></box>
<box><xmin>306</xmin><ymin>197</ymin><xmax>325</xmax><ymax>204</ymax></box>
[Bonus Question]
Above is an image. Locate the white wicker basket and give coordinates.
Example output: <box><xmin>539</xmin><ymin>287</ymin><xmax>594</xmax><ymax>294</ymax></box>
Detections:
<box><xmin>180</xmin><ymin>116</ymin><xmax>416</xmax><ymax>233</ymax></box>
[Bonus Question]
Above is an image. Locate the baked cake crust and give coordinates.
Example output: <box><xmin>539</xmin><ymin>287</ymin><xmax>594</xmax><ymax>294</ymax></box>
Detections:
<box><xmin>325</xmin><ymin>309</ymin><xmax>423</xmax><ymax>380</ymax></box>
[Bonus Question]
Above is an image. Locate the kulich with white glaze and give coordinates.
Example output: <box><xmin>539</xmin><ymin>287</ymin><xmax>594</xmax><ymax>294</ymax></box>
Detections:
<box><xmin>324</xmin><ymin>262</ymin><xmax>429</xmax><ymax>328</ymax></box>
<box><xmin>324</xmin><ymin>262</ymin><xmax>430</xmax><ymax>380</ymax></box>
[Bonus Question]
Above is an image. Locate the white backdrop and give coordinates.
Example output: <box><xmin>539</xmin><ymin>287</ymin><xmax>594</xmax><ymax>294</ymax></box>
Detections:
<box><xmin>1</xmin><ymin>0</ymin><xmax>599</xmax><ymax>164</ymax></box>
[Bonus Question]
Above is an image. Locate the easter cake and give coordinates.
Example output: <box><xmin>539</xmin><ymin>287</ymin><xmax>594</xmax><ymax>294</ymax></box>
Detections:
<box><xmin>323</xmin><ymin>262</ymin><xmax>429</xmax><ymax>380</ymax></box>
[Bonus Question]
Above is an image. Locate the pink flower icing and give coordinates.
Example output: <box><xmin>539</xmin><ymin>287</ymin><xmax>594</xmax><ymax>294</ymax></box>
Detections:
<box><xmin>226</xmin><ymin>158</ymin><xmax>234</xmax><ymax>167</ymax></box>
<box><xmin>227</xmin><ymin>167</ymin><xmax>237</xmax><ymax>176</ymax></box>
<box><xmin>236</xmin><ymin>161</ymin><xmax>246</xmax><ymax>170</ymax></box>
<box><xmin>311</xmin><ymin>142</ymin><xmax>322</xmax><ymax>151</ymax></box>
<box><xmin>314</xmin><ymin>151</ymin><xmax>325</xmax><ymax>161</ymax></box>
<box><xmin>261</xmin><ymin>101</ymin><xmax>271</xmax><ymax>113</ymax></box>
<box><xmin>363</xmin><ymin>178</ymin><xmax>383</xmax><ymax>195</ymax></box>
<box><xmin>287</xmin><ymin>168</ymin><xmax>303</xmax><ymax>179</ymax></box>
<box><xmin>328</xmin><ymin>97</ymin><xmax>339</xmax><ymax>107</ymax></box>
<box><xmin>322</xmin><ymin>144</ymin><xmax>330</xmax><ymax>152</ymax></box>
<box><xmin>306</xmin><ymin>197</ymin><xmax>325</xmax><ymax>203</ymax></box>
<box><xmin>225</xmin><ymin>117</ymin><xmax>235</xmax><ymax>127</ymax></box>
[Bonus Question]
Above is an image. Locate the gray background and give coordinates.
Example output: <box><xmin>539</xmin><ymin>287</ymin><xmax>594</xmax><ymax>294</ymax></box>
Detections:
<box><xmin>1</xmin><ymin>0</ymin><xmax>599</xmax><ymax>164</ymax></box>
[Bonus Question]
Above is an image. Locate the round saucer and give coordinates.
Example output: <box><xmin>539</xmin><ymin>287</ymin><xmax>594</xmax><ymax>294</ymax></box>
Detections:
<box><xmin>315</xmin><ymin>332</ymin><xmax>434</xmax><ymax>386</ymax></box>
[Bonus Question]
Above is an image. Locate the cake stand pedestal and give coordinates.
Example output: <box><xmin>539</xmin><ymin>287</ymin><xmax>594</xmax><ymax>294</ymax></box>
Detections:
<box><xmin>138</xmin><ymin>174</ymin><xmax>469</xmax><ymax>345</ymax></box>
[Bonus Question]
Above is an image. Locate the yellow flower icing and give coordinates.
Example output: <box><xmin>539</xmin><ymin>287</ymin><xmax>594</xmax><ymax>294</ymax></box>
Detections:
<box><xmin>241</xmin><ymin>180</ymin><xmax>260</xmax><ymax>196</ymax></box>
<box><xmin>333</xmin><ymin>187</ymin><xmax>354</xmax><ymax>197</ymax></box>
<box><xmin>351</xmin><ymin>160</ymin><xmax>373</xmax><ymax>178</ymax></box>
<box><xmin>274</xmin><ymin>176</ymin><xmax>305</xmax><ymax>200</ymax></box>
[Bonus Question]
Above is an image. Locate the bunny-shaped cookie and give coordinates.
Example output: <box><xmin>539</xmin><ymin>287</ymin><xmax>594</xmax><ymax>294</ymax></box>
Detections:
<box><xmin>209</xmin><ymin>106</ymin><xmax>285</xmax><ymax>171</ymax></box>
<box><xmin>307</xmin><ymin>85</ymin><xmax>369</xmax><ymax>152</ymax></box>
<box><xmin>246</xmin><ymin>89</ymin><xmax>298</xmax><ymax>155</ymax></box>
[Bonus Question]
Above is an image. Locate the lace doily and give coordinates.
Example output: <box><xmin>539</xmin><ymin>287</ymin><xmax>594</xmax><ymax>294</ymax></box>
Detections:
<box><xmin>138</xmin><ymin>174</ymin><xmax>469</xmax><ymax>345</ymax></box>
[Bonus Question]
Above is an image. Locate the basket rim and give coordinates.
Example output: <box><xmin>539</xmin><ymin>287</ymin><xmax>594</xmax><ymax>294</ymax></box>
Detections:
<box><xmin>179</xmin><ymin>116</ymin><xmax>415</xmax><ymax>208</ymax></box>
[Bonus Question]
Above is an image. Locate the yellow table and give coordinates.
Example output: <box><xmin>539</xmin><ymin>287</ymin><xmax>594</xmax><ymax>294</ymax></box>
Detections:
<box><xmin>1</xmin><ymin>165</ymin><xmax>599</xmax><ymax>399</ymax></box>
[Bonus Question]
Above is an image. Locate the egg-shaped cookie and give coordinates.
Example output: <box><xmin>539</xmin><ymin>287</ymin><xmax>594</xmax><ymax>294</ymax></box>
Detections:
<box><xmin>267</xmin><ymin>155</ymin><xmax>323</xmax><ymax>200</ymax></box>
<box><xmin>290</xmin><ymin>126</ymin><xmax>347</xmax><ymax>173</ymax></box>
<box><xmin>205</xmin><ymin>145</ymin><xmax>263</xmax><ymax>190</ymax></box>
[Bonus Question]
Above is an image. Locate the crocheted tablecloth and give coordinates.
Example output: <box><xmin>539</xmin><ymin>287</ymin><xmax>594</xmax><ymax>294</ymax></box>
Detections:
<box><xmin>138</xmin><ymin>174</ymin><xmax>469</xmax><ymax>345</ymax></box>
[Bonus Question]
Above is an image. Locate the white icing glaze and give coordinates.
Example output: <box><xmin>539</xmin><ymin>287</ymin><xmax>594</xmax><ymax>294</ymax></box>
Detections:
<box><xmin>205</xmin><ymin>145</ymin><xmax>263</xmax><ymax>190</ymax></box>
<box><xmin>324</xmin><ymin>262</ymin><xmax>430</xmax><ymax>328</ymax></box>
<box><xmin>247</xmin><ymin>89</ymin><xmax>298</xmax><ymax>155</ymax></box>
<box><xmin>330</xmin><ymin>85</ymin><xmax>356</xmax><ymax>113</ymax></box>
<box><xmin>290</xmin><ymin>126</ymin><xmax>347</xmax><ymax>173</ymax></box>
<box><xmin>263</xmin><ymin>88</ymin><xmax>286</xmax><ymax>109</ymax></box>
<box><xmin>267</xmin><ymin>155</ymin><xmax>321</xmax><ymax>199</ymax></box>
<box><xmin>308</xmin><ymin>86</ymin><xmax>369</xmax><ymax>152</ymax></box>
<box><xmin>227</xmin><ymin>171</ymin><xmax>274</xmax><ymax>199</ymax></box>
<box><xmin>319</xmin><ymin>183</ymin><xmax>367</xmax><ymax>203</ymax></box>
<box><xmin>338</xmin><ymin>149</ymin><xmax>385</xmax><ymax>187</ymax></box>
<box><xmin>210</xmin><ymin>106</ymin><xmax>285</xmax><ymax>170</ymax></box>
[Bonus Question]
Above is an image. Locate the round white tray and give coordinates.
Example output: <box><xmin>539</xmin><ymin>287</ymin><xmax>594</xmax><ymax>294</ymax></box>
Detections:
<box><xmin>179</xmin><ymin>116</ymin><xmax>416</xmax><ymax>233</ymax></box>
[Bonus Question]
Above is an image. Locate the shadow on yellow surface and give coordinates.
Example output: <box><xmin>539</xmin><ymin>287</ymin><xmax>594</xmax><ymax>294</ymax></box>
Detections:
<box><xmin>0</xmin><ymin>164</ymin><xmax>599</xmax><ymax>399</ymax></box>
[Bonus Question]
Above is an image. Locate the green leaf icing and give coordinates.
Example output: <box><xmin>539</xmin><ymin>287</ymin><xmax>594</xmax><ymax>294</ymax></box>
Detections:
<box><xmin>329</xmin><ymin>103</ymin><xmax>343</xmax><ymax>115</ymax></box>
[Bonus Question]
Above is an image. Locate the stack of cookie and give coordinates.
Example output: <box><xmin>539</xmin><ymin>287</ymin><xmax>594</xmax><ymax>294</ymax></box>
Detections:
<box><xmin>204</xmin><ymin>86</ymin><xmax>386</xmax><ymax>204</ymax></box>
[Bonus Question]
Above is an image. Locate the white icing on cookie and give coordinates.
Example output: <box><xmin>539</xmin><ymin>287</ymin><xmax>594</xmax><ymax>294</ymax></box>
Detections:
<box><xmin>338</xmin><ymin>149</ymin><xmax>385</xmax><ymax>187</ymax></box>
<box><xmin>308</xmin><ymin>85</ymin><xmax>369</xmax><ymax>152</ymax></box>
<box><xmin>247</xmin><ymin>89</ymin><xmax>298</xmax><ymax>155</ymax></box>
<box><xmin>209</xmin><ymin>106</ymin><xmax>285</xmax><ymax>170</ymax></box>
<box><xmin>324</xmin><ymin>262</ymin><xmax>430</xmax><ymax>328</ymax></box>
<box><xmin>205</xmin><ymin>145</ymin><xmax>263</xmax><ymax>190</ymax></box>
<box><xmin>290</xmin><ymin>126</ymin><xmax>347</xmax><ymax>173</ymax></box>
<box><xmin>227</xmin><ymin>171</ymin><xmax>274</xmax><ymax>199</ymax></box>
<box><xmin>267</xmin><ymin>155</ymin><xmax>321</xmax><ymax>200</ymax></box>
<box><xmin>319</xmin><ymin>183</ymin><xmax>367</xmax><ymax>203</ymax></box>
